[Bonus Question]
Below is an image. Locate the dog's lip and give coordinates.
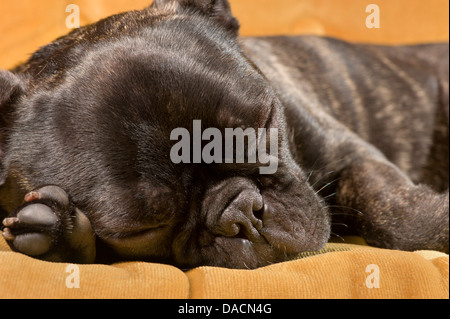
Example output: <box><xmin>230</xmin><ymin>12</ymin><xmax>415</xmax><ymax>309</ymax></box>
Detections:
<box><xmin>235</xmin><ymin>224</ymin><xmax>267</xmax><ymax>244</ymax></box>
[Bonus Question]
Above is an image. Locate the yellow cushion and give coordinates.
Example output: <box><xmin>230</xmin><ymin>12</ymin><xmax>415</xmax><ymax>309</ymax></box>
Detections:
<box><xmin>0</xmin><ymin>237</ymin><xmax>189</xmax><ymax>299</ymax></box>
<box><xmin>187</xmin><ymin>244</ymin><xmax>449</xmax><ymax>299</ymax></box>
<box><xmin>1</xmin><ymin>236</ymin><xmax>448</xmax><ymax>299</ymax></box>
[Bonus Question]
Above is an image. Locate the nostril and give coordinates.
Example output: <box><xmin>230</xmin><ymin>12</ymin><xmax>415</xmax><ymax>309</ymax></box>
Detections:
<box><xmin>214</xmin><ymin>210</ymin><xmax>262</xmax><ymax>241</ymax></box>
<box><xmin>207</xmin><ymin>188</ymin><xmax>266</xmax><ymax>240</ymax></box>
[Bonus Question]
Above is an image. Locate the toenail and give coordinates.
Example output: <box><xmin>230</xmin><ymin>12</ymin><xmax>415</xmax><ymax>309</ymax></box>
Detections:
<box><xmin>2</xmin><ymin>228</ymin><xmax>15</xmax><ymax>241</ymax></box>
<box><xmin>24</xmin><ymin>192</ymin><xmax>40</xmax><ymax>202</ymax></box>
<box><xmin>2</xmin><ymin>217</ymin><xmax>19</xmax><ymax>227</ymax></box>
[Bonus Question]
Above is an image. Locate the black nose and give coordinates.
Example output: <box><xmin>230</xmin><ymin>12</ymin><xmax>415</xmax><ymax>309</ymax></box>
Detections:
<box><xmin>208</xmin><ymin>189</ymin><xmax>264</xmax><ymax>241</ymax></box>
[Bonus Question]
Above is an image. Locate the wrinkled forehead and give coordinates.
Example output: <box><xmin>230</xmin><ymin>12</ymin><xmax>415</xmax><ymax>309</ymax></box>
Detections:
<box><xmin>68</xmin><ymin>28</ymin><xmax>274</xmax><ymax>131</ymax></box>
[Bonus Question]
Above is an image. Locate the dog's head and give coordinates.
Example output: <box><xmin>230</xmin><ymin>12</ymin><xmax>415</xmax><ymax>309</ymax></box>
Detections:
<box><xmin>0</xmin><ymin>0</ymin><xmax>330</xmax><ymax>268</ymax></box>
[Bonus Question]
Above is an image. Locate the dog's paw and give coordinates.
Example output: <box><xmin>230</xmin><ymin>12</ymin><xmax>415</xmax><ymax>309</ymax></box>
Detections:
<box><xmin>2</xmin><ymin>203</ymin><xmax>60</xmax><ymax>256</ymax></box>
<box><xmin>2</xmin><ymin>185</ymin><xmax>96</xmax><ymax>263</ymax></box>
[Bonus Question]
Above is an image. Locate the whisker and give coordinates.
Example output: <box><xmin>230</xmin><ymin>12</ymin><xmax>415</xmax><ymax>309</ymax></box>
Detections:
<box><xmin>306</xmin><ymin>156</ymin><xmax>321</xmax><ymax>183</ymax></box>
<box><xmin>329</xmin><ymin>212</ymin><xmax>353</xmax><ymax>217</ymax></box>
<box><xmin>306</xmin><ymin>170</ymin><xmax>314</xmax><ymax>184</ymax></box>
<box><xmin>332</xmin><ymin>222</ymin><xmax>349</xmax><ymax>228</ymax></box>
<box><xmin>315</xmin><ymin>178</ymin><xmax>341</xmax><ymax>195</ymax></box>
<box><xmin>306</xmin><ymin>155</ymin><xmax>323</xmax><ymax>183</ymax></box>
<box><xmin>310</xmin><ymin>170</ymin><xmax>335</xmax><ymax>189</ymax></box>
<box><xmin>307</xmin><ymin>157</ymin><xmax>349</xmax><ymax>182</ymax></box>
<box><xmin>327</xmin><ymin>205</ymin><xmax>364</xmax><ymax>216</ymax></box>
<box><xmin>330</xmin><ymin>232</ymin><xmax>346</xmax><ymax>242</ymax></box>
<box><xmin>321</xmin><ymin>192</ymin><xmax>336</xmax><ymax>200</ymax></box>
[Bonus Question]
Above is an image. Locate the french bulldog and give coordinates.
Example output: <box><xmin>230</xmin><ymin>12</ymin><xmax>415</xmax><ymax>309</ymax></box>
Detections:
<box><xmin>0</xmin><ymin>0</ymin><xmax>448</xmax><ymax>269</ymax></box>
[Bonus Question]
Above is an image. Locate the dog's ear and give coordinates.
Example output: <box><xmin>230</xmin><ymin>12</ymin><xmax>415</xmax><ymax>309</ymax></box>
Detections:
<box><xmin>0</xmin><ymin>70</ymin><xmax>25</xmax><ymax>159</ymax></box>
<box><xmin>0</xmin><ymin>70</ymin><xmax>25</xmax><ymax>127</ymax></box>
<box><xmin>0</xmin><ymin>70</ymin><xmax>25</xmax><ymax>110</ymax></box>
<box><xmin>1</xmin><ymin>70</ymin><xmax>26</xmax><ymax>182</ymax></box>
<box><xmin>151</xmin><ymin>0</ymin><xmax>239</xmax><ymax>36</ymax></box>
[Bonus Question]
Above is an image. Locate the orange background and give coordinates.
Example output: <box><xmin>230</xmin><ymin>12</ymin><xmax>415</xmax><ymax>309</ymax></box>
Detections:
<box><xmin>0</xmin><ymin>0</ymin><xmax>449</xmax><ymax>69</ymax></box>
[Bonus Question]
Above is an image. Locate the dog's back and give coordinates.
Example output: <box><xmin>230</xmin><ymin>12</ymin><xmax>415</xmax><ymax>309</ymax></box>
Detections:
<box><xmin>241</xmin><ymin>36</ymin><xmax>449</xmax><ymax>190</ymax></box>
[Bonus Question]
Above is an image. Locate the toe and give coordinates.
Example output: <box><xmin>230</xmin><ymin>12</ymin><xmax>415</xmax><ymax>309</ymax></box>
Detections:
<box><xmin>17</xmin><ymin>204</ymin><xmax>58</xmax><ymax>227</ymax></box>
<box><xmin>13</xmin><ymin>233</ymin><xmax>52</xmax><ymax>256</ymax></box>
<box><xmin>2</xmin><ymin>217</ymin><xmax>19</xmax><ymax>227</ymax></box>
<box><xmin>24</xmin><ymin>191</ymin><xmax>40</xmax><ymax>202</ymax></box>
<box><xmin>2</xmin><ymin>227</ymin><xmax>15</xmax><ymax>241</ymax></box>
<box><xmin>24</xmin><ymin>186</ymin><xmax>70</xmax><ymax>207</ymax></box>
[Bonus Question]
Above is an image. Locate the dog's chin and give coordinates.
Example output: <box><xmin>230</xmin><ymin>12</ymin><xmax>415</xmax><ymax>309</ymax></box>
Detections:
<box><xmin>173</xmin><ymin>204</ymin><xmax>331</xmax><ymax>269</ymax></box>
<box><xmin>176</xmin><ymin>231</ymin><xmax>329</xmax><ymax>269</ymax></box>
<box><xmin>205</xmin><ymin>237</ymin><xmax>288</xmax><ymax>269</ymax></box>
<box><xmin>173</xmin><ymin>236</ymin><xmax>283</xmax><ymax>269</ymax></box>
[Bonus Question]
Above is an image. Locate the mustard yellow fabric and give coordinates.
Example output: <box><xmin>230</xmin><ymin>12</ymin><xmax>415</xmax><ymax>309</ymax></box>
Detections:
<box><xmin>187</xmin><ymin>245</ymin><xmax>449</xmax><ymax>299</ymax></box>
<box><xmin>1</xmin><ymin>236</ymin><xmax>448</xmax><ymax>299</ymax></box>
<box><xmin>0</xmin><ymin>237</ymin><xmax>189</xmax><ymax>299</ymax></box>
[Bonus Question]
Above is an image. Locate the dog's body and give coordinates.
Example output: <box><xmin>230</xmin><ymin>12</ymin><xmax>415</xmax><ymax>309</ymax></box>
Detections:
<box><xmin>0</xmin><ymin>0</ymin><xmax>448</xmax><ymax>269</ymax></box>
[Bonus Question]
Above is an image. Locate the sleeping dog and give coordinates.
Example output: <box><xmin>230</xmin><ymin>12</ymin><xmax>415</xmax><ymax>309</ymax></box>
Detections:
<box><xmin>0</xmin><ymin>0</ymin><xmax>448</xmax><ymax>269</ymax></box>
